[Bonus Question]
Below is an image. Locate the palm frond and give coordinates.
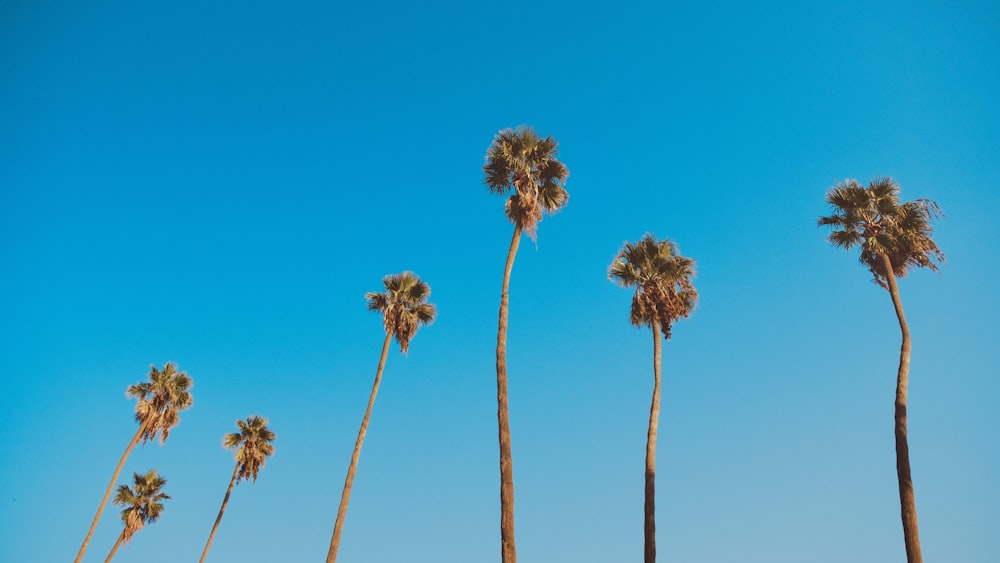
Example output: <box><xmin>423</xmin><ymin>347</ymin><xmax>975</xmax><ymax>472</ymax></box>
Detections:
<box><xmin>483</xmin><ymin>126</ymin><xmax>569</xmax><ymax>239</ymax></box>
<box><xmin>128</xmin><ymin>363</ymin><xmax>193</xmax><ymax>445</ymax></box>
<box><xmin>367</xmin><ymin>271</ymin><xmax>436</xmax><ymax>354</ymax></box>
<box><xmin>226</xmin><ymin>415</ymin><xmax>276</xmax><ymax>483</ymax></box>
<box><xmin>113</xmin><ymin>470</ymin><xmax>169</xmax><ymax>544</ymax></box>
<box><xmin>609</xmin><ymin>233</ymin><xmax>698</xmax><ymax>338</ymax></box>
<box><xmin>819</xmin><ymin>177</ymin><xmax>945</xmax><ymax>286</ymax></box>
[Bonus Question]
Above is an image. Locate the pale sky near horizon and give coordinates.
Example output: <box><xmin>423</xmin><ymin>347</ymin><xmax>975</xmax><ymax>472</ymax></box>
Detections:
<box><xmin>2</xmin><ymin>1</ymin><xmax>998</xmax><ymax>562</ymax></box>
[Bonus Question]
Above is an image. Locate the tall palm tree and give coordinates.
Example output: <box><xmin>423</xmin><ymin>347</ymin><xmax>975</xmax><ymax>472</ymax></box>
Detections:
<box><xmin>104</xmin><ymin>470</ymin><xmax>170</xmax><ymax>563</ymax></box>
<box><xmin>609</xmin><ymin>234</ymin><xmax>697</xmax><ymax>563</ymax></box>
<box><xmin>199</xmin><ymin>415</ymin><xmax>276</xmax><ymax>563</ymax></box>
<box><xmin>75</xmin><ymin>362</ymin><xmax>193</xmax><ymax>563</ymax></box>
<box><xmin>483</xmin><ymin>126</ymin><xmax>568</xmax><ymax>563</ymax></box>
<box><xmin>818</xmin><ymin>177</ymin><xmax>944</xmax><ymax>563</ymax></box>
<box><xmin>326</xmin><ymin>272</ymin><xmax>436</xmax><ymax>563</ymax></box>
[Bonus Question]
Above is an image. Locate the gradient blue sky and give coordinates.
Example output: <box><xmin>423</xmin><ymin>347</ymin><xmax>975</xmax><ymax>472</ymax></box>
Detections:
<box><xmin>2</xmin><ymin>1</ymin><xmax>998</xmax><ymax>561</ymax></box>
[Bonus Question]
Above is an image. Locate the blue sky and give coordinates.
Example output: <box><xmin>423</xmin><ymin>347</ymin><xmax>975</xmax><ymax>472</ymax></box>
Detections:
<box><xmin>2</xmin><ymin>1</ymin><xmax>998</xmax><ymax>561</ymax></box>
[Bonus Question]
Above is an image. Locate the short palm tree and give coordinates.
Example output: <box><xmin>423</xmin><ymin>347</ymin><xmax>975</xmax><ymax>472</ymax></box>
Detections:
<box><xmin>199</xmin><ymin>415</ymin><xmax>276</xmax><ymax>563</ymax></box>
<box><xmin>104</xmin><ymin>470</ymin><xmax>170</xmax><ymax>563</ymax></box>
<box><xmin>818</xmin><ymin>177</ymin><xmax>944</xmax><ymax>563</ymax></box>
<box><xmin>483</xmin><ymin>126</ymin><xmax>568</xmax><ymax>563</ymax></box>
<box><xmin>609</xmin><ymin>234</ymin><xmax>697</xmax><ymax>563</ymax></box>
<box><xmin>76</xmin><ymin>362</ymin><xmax>193</xmax><ymax>563</ymax></box>
<box><xmin>326</xmin><ymin>272</ymin><xmax>436</xmax><ymax>563</ymax></box>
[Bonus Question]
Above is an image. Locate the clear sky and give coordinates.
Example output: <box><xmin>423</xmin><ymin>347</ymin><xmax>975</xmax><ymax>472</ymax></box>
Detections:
<box><xmin>2</xmin><ymin>1</ymin><xmax>998</xmax><ymax>561</ymax></box>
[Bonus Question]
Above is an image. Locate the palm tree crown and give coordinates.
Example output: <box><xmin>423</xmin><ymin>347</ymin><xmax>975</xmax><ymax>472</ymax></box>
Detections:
<box><xmin>224</xmin><ymin>415</ymin><xmax>276</xmax><ymax>483</ymax></box>
<box><xmin>112</xmin><ymin>470</ymin><xmax>169</xmax><ymax>545</ymax></box>
<box><xmin>609</xmin><ymin>233</ymin><xmax>698</xmax><ymax>338</ymax></box>
<box><xmin>818</xmin><ymin>177</ymin><xmax>944</xmax><ymax>287</ymax></box>
<box><xmin>365</xmin><ymin>271</ymin><xmax>436</xmax><ymax>353</ymax></box>
<box><xmin>127</xmin><ymin>362</ymin><xmax>194</xmax><ymax>444</ymax></box>
<box><xmin>483</xmin><ymin>126</ymin><xmax>569</xmax><ymax>239</ymax></box>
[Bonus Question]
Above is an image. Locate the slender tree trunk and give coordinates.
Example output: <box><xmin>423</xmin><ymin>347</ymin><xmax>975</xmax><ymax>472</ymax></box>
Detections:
<box><xmin>644</xmin><ymin>319</ymin><xmax>662</xmax><ymax>563</ymax></box>
<box><xmin>326</xmin><ymin>331</ymin><xmax>393</xmax><ymax>563</ymax></box>
<box><xmin>75</xmin><ymin>423</ymin><xmax>147</xmax><ymax>563</ymax></box>
<box><xmin>198</xmin><ymin>462</ymin><xmax>241</xmax><ymax>563</ymax></box>
<box><xmin>880</xmin><ymin>253</ymin><xmax>923</xmax><ymax>563</ymax></box>
<box><xmin>497</xmin><ymin>226</ymin><xmax>522</xmax><ymax>563</ymax></box>
<box><xmin>103</xmin><ymin>530</ymin><xmax>126</xmax><ymax>563</ymax></box>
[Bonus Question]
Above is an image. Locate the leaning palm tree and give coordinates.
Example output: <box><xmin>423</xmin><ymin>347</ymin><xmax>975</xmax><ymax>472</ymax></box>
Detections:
<box><xmin>75</xmin><ymin>362</ymin><xmax>193</xmax><ymax>563</ymax></box>
<box><xmin>199</xmin><ymin>415</ymin><xmax>276</xmax><ymax>563</ymax></box>
<box><xmin>104</xmin><ymin>470</ymin><xmax>169</xmax><ymax>563</ymax></box>
<box><xmin>483</xmin><ymin>126</ymin><xmax>568</xmax><ymax>563</ymax></box>
<box><xmin>609</xmin><ymin>234</ymin><xmax>697</xmax><ymax>563</ymax></box>
<box><xmin>818</xmin><ymin>177</ymin><xmax>944</xmax><ymax>563</ymax></box>
<box><xmin>326</xmin><ymin>272</ymin><xmax>436</xmax><ymax>563</ymax></box>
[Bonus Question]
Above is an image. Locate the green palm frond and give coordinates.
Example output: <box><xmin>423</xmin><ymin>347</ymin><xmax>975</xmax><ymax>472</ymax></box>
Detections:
<box><xmin>609</xmin><ymin>234</ymin><xmax>698</xmax><ymax>339</ymax></box>
<box><xmin>483</xmin><ymin>126</ymin><xmax>569</xmax><ymax>239</ymax></box>
<box><xmin>414</xmin><ymin>303</ymin><xmax>437</xmax><ymax>325</ymax></box>
<box><xmin>368</xmin><ymin>271</ymin><xmax>437</xmax><ymax>353</ymax></box>
<box><xmin>537</xmin><ymin>182</ymin><xmax>569</xmax><ymax>212</ymax></box>
<box><xmin>818</xmin><ymin>177</ymin><xmax>945</xmax><ymax>288</ymax></box>
<box><xmin>365</xmin><ymin>292</ymin><xmax>389</xmax><ymax>313</ymax></box>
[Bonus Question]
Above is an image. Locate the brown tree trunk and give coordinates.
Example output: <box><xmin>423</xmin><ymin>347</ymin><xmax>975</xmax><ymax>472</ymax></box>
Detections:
<box><xmin>497</xmin><ymin>226</ymin><xmax>522</xmax><ymax>563</ymax></box>
<box><xmin>75</xmin><ymin>422</ymin><xmax>147</xmax><ymax>563</ymax></box>
<box><xmin>644</xmin><ymin>319</ymin><xmax>662</xmax><ymax>563</ymax></box>
<box><xmin>103</xmin><ymin>530</ymin><xmax>126</xmax><ymax>563</ymax></box>
<box><xmin>198</xmin><ymin>462</ymin><xmax>241</xmax><ymax>563</ymax></box>
<box><xmin>881</xmin><ymin>253</ymin><xmax>923</xmax><ymax>563</ymax></box>
<box><xmin>326</xmin><ymin>332</ymin><xmax>394</xmax><ymax>563</ymax></box>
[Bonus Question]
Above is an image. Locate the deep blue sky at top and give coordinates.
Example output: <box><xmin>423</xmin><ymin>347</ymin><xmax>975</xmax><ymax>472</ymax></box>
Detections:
<box><xmin>1</xmin><ymin>1</ymin><xmax>998</xmax><ymax>562</ymax></box>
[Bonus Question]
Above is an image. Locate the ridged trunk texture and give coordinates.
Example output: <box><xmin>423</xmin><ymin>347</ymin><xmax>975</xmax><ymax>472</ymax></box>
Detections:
<box><xmin>198</xmin><ymin>462</ymin><xmax>241</xmax><ymax>563</ymax></box>
<box><xmin>881</xmin><ymin>253</ymin><xmax>923</xmax><ymax>563</ymax></box>
<box><xmin>645</xmin><ymin>319</ymin><xmax>662</xmax><ymax>563</ymax></box>
<box><xmin>75</xmin><ymin>422</ymin><xmax>147</xmax><ymax>563</ymax></box>
<box><xmin>326</xmin><ymin>332</ymin><xmax>393</xmax><ymax>563</ymax></box>
<box><xmin>497</xmin><ymin>226</ymin><xmax>522</xmax><ymax>563</ymax></box>
<box><xmin>103</xmin><ymin>530</ymin><xmax>126</xmax><ymax>563</ymax></box>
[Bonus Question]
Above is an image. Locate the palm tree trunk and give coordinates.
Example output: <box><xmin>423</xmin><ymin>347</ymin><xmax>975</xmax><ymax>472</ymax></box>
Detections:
<box><xmin>327</xmin><ymin>331</ymin><xmax>394</xmax><ymax>563</ymax></box>
<box><xmin>645</xmin><ymin>319</ymin><xmax>662</xmax><ymax>563</ymax></box>
<box><xmin>497</xmin><ymin>225</ymin><xmax>522</xmax><ymax>563</ymax></box>
<box><xmin>198</xmin><ymin>462</ymin><xmax>241</xmax><ymax>563</ymax></box>
<box><xmin>103</xmin><ymin>530</ymin><xmax>126</xmax><ymax>563</ymax></box>
<box><xmin>75</xmin><ymin>422</ymin><xmax>147</xmax><ymax>563</ymax></box>
<box><xmin>881</xmin><ymin>253</ymin><xmax>923</xmax><ymax>563</ymax></box>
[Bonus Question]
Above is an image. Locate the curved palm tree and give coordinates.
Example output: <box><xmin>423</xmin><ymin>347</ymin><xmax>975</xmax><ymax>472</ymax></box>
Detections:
<box><xmin>76</xmin><ymin>362</ymin><xmax>193</xmax><ymax>563</ymax></box>
<box><xmin>199</xmin><ymin>415</ymin><xmax>276</xmax><ymax>563</ymax></box>
<box><xmin>104</xmin><ymin>470</ymin><xmax>170</xmax><ymax>563</ymax></box>
<box><xmin>483</xmin><ymin>126</ymin><xmax>568</xmax><ymax>563</ymax></box>
<box><xmin>609</xmin><ymin>233</ymin><xmax>697</xmax><ymax>563</ymax></box>
<box><xmin>326</xmin><ymin>272</ymin><xmax>436</xmax><ymax>563</ymax></box>
<box><xmin>818</xmin><ymin>177</ymin><xmax>944</xmax><ymax>563</ymax></box>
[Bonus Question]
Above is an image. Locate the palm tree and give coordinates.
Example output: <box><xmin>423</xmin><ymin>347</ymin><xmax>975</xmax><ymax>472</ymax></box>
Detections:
<box><xmin>75</xmin><ymin>362</ymin><xmax>193</xmax><ymax>563</ymax></box>
<box><xmin>483</xmin><ymin>126</ymin><xmax>568</xmax><ymax>563</ymax></box>
<box><xmin>326</xmin><ymin>272</ymin><xmax>436</xmax><ymax>563</ymax></box>
<box><xmin>818</xmin><ymin>177</ymin><xmax>944</xmax><ymax>563</ymax></box>
<box><xmin>609</xmin><ymin>233</ymin><xmax>697</xmax><ymax>563</ymax></box>
<box><xmin>104</xmin><ymin>470</ymin><xmax>169</xmax><ymax>563</ymax></box>
<box><xmin>199</xmin><ymin>415</ymin><xmax>276</xmax><ymax>563</ymax></box>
